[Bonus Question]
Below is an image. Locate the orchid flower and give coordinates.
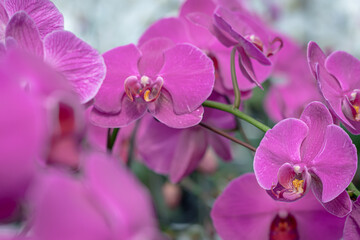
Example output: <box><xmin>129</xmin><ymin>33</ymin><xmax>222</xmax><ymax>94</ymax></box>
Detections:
<box><xmin>91</xmin><ymin>37</ymin><xmax>214</xmax><ymax>129</ymax></box>
<box><xmin>254</xmin><ymin>101</ymin><xmax>357</xmax><ymax>217</ymax></box>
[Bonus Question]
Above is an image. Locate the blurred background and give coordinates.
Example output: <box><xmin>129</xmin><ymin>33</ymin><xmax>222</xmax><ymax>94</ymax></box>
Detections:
<box><xmin>52</xmin><ymin>0</ymin><xmax>360</xmax><ymax>56</ymax></box>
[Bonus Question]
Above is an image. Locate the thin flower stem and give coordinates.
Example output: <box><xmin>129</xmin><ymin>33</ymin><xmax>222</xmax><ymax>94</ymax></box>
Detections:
<box><xmin>107</xmin><ymin>128</ymin><xmax>120</xmax><ymax>152</ymax></box>
<box><xmin>348</xmin><ymin>182</ymin><xmax>360</xmax><ymax>198</ymax></box>
<box><xmin>202</xmin><ymin>100</ymin><xmax>271</xmax><ymax>132</ymax></box>
<box><xmin>231</xmin><ymin>47</ymin><xmax>241</xmax><ymax>109</ymax></box>
<box><xmin>199</xmin><ymin>122</ymin><xmax>257</xmax><ymax>152</ymax></box>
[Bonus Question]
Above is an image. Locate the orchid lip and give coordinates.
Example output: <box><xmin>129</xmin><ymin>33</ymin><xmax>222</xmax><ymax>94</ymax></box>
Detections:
<box><xmin>342</xmin><ymin>89</ymin><xmax>360</xmax><ymax>121</ymax></box>
<box><xmin>124</xmin><ymin>75</ymin><xmax>164</xmax><ymax>103</ymax></box>
<box><xmin>268</xmin><ymin>164</ymin><xmax>309</xmax><ymax>202</ymax></box>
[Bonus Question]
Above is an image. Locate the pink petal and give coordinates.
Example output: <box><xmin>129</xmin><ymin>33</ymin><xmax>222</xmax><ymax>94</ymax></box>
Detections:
<box><xmin>211</xmin><ymin>173</ymin><xmax>278</xmax><ymax>240</ymax></box>
<box><xmin>44</xmin><ymin>30</ymin><xmax>106</xmax><ymax>104</ymax></box>
<box><xmin>160</xmin><ymin>43</ymin><xmax>214</xmax><ymax>114</ymax></box>
<box><xmin>91</xmin><ymin>96</ymin><xmax>147</xmax><ymax>128</ymax></box>
<box><xmin>238</xmin><ymin>46</ymin><xmax>263</xmax><ymax>89</ymax></box>
<box><xmin>29</xmin><ymin>172</ymin><xmax>111</xmax><ymax>240</ymax></box>
<box><xmin>310</xmin><ymin>125</ymin><xmax>357</xmax><ymax>202</ymax></box>
<box><xmin>0</xmin><ymin>81</ymin><xmax>46</xmax><ymax>220</ymax></box>
<box><xmin>5</xmin><ymin>0</ymin><xmax>63</xmax><ymax>38</ymax></box>
<box><xmin>138</xmin><ymin>37</ymin><xmax>174</xmax><ymax>77</ymax></box>
<box><xmin>311</xmin><ymin>177</ymin><xmax>352</xmax><ymax>217</ymax></box>
<box><xmin>325</xmin><ymin>51</ymin><xmax>360</xmax><ymax>91</ymax></box>
<box><xmin>138</xmin><ymin>17</ymin><xmax>189</xmax><ymax>46</ymax></box>
<box><xmin>286</xmin><ymin>190</ymin><xmax>345</xmax><ymax>240</ymax></box>
<box><xmin>0</xmin><ymin>2</ymin><xmax>8</xmax><ymax>40</ymax></box>
<box><xmin>169</xmin><ymin>127</ymin><xmax>208</xmax><ymax>182</ymax></box>
<box><xmin>344</xmin><ymin>198</ymin><xmax>360</xmax><ymax>240</ymax></box>
<box><xmin>136</xmin><ymin>115</ymin><xmax>181</xmax><ymax>174</ymax></box>
<box><xmin>179</xmin><ymin>0</ymin><xmax>216</xmax><ymax>18</ymax></box>
<box><xmin>208</xmin><ymin>133</ymin><xmax>232</xmax><ymax>161</ymax></box>
<box><xmin>307</xmin><ymin>41</ymin><xmax>326</xmax><ymax>77</ymax></box>
<box><xmin>148</xmin><ymin>90</ymin><xmax>204</xmax><ymax>128</ymax></box>
<box><xmin>5</xmin><ymin>11</ymin><xmax>43</xmax><ymax>57</ymax></box>
<box><xmin>299</xmin><ymin>101</ymin><xmax>333</xmax><ymax>164</ymax></box>
<box><xmin>94</xmin><ymin>44</ymin><xmax>141</xmax><ymax>114</ymax></box>
<box><xmin>254</xmin><ymin>119</ymin><xmax>308</xmax><ymax>190</ymax></box>
<box><xmin>84</xmin><ymin>152</ymin><xmax>158</xmax><ymax>239</ymax></box>
<box><xmin>214</xmin><ymin>7</ymin><xmax>271</xmax><ymax>65</ymax></box>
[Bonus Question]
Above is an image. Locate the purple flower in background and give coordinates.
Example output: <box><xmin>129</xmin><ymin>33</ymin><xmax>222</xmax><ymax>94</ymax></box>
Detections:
<box><xmin>211</xmin><ymin>173</ymin><xmax>345</xmax><ymax>240</ymax></box>
<box><xmin>91</xmin><ymin>37</ymin><xmax>214</xmax><ymax>129</ymax></box>
<box><xmin>27</xmin><ymin>152</ymin><xmax>162</xmax><ymax>240</ymax></box>
<box><xmin>0</xmin><ymin>74</ymin><xmax>47</xmax><ymax>222</ymax></box>
<box><xmin>136</xmin><ymin>92</ymin><xmax>234</xmax><ymax>182</ymax></box>
<box><xmin>265</xmin><ymin>37</ymin><xmax>322</xmax><ymax>122</ymax></box>
<box><xmin>210</xmin><ymin>5</ymin><xmax>281</xmax><ymax>88</ymax></box>
<box><xmin>344</xmin><ymin>197</ymin><xmax>360</xmax><ymax>240</ymax></box>
<box><xmin>308</xmin><ymin>41</ymin><xmax>360</xmax><ymax>134</ymax></box>
<box><xmin>0</xmin><ymin>1</ymin><xmax>105</xmax><ymax>104</ymax></box>
<box><xmin>254</xmin><ymin>101</ymin><xmax>357</xmax><ymax>216</ymax></box>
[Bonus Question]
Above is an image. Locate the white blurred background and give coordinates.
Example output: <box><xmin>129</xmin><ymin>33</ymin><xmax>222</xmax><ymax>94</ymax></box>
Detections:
<box><xmin>52</xmin><ymin>0</ymin><xmax>360</xmax><ymax>56</ymax></box>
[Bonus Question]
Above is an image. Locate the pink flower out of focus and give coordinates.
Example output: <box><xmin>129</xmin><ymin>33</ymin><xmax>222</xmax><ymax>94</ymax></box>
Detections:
<box><xmin>27</xmin><ymin>152</ymin><xmax>162</xmax><ymax>240</ymax></box>
<box><xmin>91</xmin><ymin>37</ymin><xmax>215</xmax><ymax>129</ymax></box>
<box><xmin>308</xmin><ymin>41</ymin><xmax>360</xmax><ymax>134</ymax></box>
<box><xmin>254</xmin><ymin>101</ymin><xmax>357</xmax><ymax>217</ymax></box>
<box><xmin>211</xmin><ymin>173</ymin><xmax>345</xmax><ymax>240</ymax></box>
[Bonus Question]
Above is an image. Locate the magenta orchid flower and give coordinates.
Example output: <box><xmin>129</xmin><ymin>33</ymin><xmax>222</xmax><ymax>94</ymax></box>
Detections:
<box><xmin>265</xmin><ymin>37</ymin><xmax>322</xmax><ymax>122</ymax></box>
<box><xmin>91</xmin><ymin>37</ymin><xmax>215</xmax><ymax>129</ymax></box>
<box><xmin>211</xmin><ymin>173</ymin><xmax>345</xmax><ymax>240</ymax></box>
<box><xmin>210</xmin><ymin>5</ymin><xmax>281</xmax><ymax>88</ymax></box>
<box><xmin>27</xmin><ymin>152</ymin><xmax>162</xmax><ymax>240</ymax></box>
<box><xmin>308</xmin><ymin>41</ymin><xmax>360</xmax><ymax>134</ymax></box>
<box><xmin>180</xmin><ymin>0</ymin><xmax>273</xmax><ymax>92</ymax></box>
<box><xmin>2</xmin><ymin>9</ymin><xmax>105</xmax><ymax>104</ymax></box>
<box><xmin>136</xmin><ymin>92</ymin><xmax>234</xmax><ymax>182</ymax></box>
<box><xmin>344</xmin><ymin>197</ymin><xmax>360</xmax><ymax>240</ymax></box>
<box><xmin>254</xmin><ymin>101</ymin><xmax>357</xmax><ymax>217</ymax></box>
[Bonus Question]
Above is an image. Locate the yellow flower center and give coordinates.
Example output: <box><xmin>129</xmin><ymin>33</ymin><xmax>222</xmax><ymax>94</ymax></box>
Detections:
<box><xmin>292</xmin><ymin>179</ymin><xmax>304</xmax><ymax>193</ymax></box>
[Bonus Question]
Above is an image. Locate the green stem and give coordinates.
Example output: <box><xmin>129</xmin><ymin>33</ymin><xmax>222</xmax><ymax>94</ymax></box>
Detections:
<box><xmin>231</xmin><ymin>47</ymin><xmax>241</xmax><ymax>109</ymax></box>
<box><xmin>106</xmin><ymin>128</ymin><xmax>120</xmax><ymax>152</ymax></box>
<box><xmin>199</xmin><ymin>122</ymin><xmax>256</xmax><ymax>152</ymax></box>
<box><xmin>202</xmin><ymin>100</ymin><xmax>271</xmax><ymax>132</ymax></box>
<box><xmin>348</xmin><ymin>182</ymin><xmax>360</xmax><ymax>198</ymax></box>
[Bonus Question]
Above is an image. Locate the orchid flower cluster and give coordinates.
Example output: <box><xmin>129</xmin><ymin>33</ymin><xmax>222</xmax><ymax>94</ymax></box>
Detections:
<box><xmin>1</xmin><ymin>0</ymin><xmax>360</xmax><ymax>239</ymax></box>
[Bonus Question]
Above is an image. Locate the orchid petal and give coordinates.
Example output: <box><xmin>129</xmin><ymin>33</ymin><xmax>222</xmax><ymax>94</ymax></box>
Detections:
<box><xmin>85</xmin><ymin>152</ymin><xmax>158</xmax><ymax>239</ymax></box>
<box><xmin>138</xmin><ymin>17</ymin><xmax>189</xmax><ymax>46</ymax></box>
<box><xmin>6</xmin><ymin>0</ymin><xmax>63</xmax><ymax>38</ymax></box>
<box><xmin>325</xmin><ymin>51</ymin><xmax>360</xmax><ymax>91</ymax></box>
<box><xmin>94</xmin><ymin>44</ymin><xmax>141</xmax><ymax>114</ymax></box>
<box><xmin>44</xmin><ymin>30</ymin><xmax>105</xmax><ymax>104</ymax></box>
<box><xmin>254</xmin><ymin>119</ymin><xmax>308</xmax><ymax>190</ymax></box>
<box><xmin>148</xmin><ymin>90</ymin><xmax>203</xmax><ymax>128</ymax></box>
<box><xmin>344</xmin><ymin>198</ymin><xmax>360</xmax><ymax>240</ymax></box>
<box><xmin>299</xmin><ymin>101</ymin><xmax>333</xmax><ymax>164</ymax></box>
<box><xmin>90</xmin><ymin>96</ymin><xmax>147</xmax><ymax>128</ymax></box>
<box><xmin>311</xmin><ymin>175</ymin><xmax>352</xmax><ymax>217</ymax></box>
<box><xmin>136</xmin><ymin>115</ymin><xmax>181</xmax><ymax>174</ymax></box>
<box><xmin>5</xmin><ymin>11</ymin><xmax>43</xmax><ymax>57</ymax></box>
<box><xmin>160</xmin><ymin>43</ymin><xmax>214</xmax><ymax>114</ymax></box>
<box><xmin>310</xmin><ymin>125</ymin><xmax>357</xmax><ymax>202</ymax></box>
<box><xmin>138</xmin><ymin>37</ymin><xmax>174</xmax><ymax>77</ymax></box>
<box><xmin>169</xmin><ymin>127</ymin><xmax>207</xmax><ymax>183</ymax></box>
<box><xmin>211</xmin><ymin>173</ymin><xmax>277</xmax><ymax>240</ymax></box>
